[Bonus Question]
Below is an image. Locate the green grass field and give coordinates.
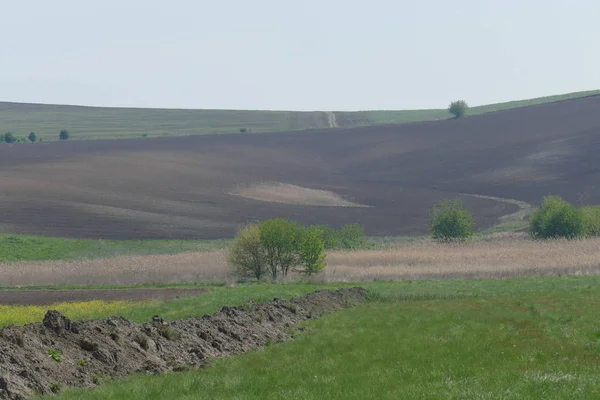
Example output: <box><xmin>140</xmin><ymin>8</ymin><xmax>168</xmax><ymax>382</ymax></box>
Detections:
<box><xmin>1</xmin><ymin>90</ymin><xmax>598</xmax><ymax>141</ymax></box>
<box><xmin>0</xmin><ymin>234</ymin><xmax>230</xmax><ymax>262</ymax></box>
<box><xmin>21</xmin><ymin>276</ymin><xmax>600</xmax><ymax>399</ymax></box>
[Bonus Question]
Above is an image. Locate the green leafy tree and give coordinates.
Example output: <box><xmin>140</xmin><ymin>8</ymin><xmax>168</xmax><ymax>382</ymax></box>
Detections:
<box><xmin>59</xmin><ymin>130</ymin><xmax>70</xmax><ymax>140</ymax></box>
<box><xmin>28</xmin><ymin>132</ymin><xmax>37</xmax><ymax>143</ymax></box>
<box><xmin>529</xmin><ymin>195</ymin><xmax>586</xmax><ymax>239</ymax></box>
<box><xmin>3</xmin><ymin>132</ymin><xmax>15</xmax><ymax>144</ymax></box>
<box><xmin>297</xmin><ymin>226</ymin><xmax>327</xmax><ymax>276</ymax></box>
<box><xmin>429</xmin><ymin>199</ymin><xmax>475</xmax><ymax>242</ymax></box>
<box><xmin>228</xmin><ymin>224</ymin><xmax>266</xmax><ymax>280</ymax></box>
<box><xmin>258</xmin><ymin>218</ymin><xmax>301</xmax><ymax>280</ymax></box>
<box><xmin>448</xmin><ymin>100</ymin><xmax>468</xmax><ymax>118</ymax></box>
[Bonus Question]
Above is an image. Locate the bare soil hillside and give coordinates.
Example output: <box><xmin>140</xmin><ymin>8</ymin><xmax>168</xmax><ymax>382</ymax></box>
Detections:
<box><xmin>1</xmin><ymin>95</ymin><xmax>599</xmax><ymax>239</ymax></box>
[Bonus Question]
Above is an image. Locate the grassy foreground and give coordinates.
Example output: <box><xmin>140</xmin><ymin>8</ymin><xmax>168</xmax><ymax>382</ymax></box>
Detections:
<box><xmin>2</xmin><ymin>90</ymin><xmax>597</xmax><ymax>141</ymax></box>
<box><xmin>24</xmin><ymin>276</ymin><xmax>600</xmax><ymax>399</ymax></box>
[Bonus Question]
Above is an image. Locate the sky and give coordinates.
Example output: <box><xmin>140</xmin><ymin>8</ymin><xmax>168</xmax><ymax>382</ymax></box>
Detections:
<box><xmin>2</xmin><ymin>0</ymin><xmax>599</xmax><ymax>111</ymax></box>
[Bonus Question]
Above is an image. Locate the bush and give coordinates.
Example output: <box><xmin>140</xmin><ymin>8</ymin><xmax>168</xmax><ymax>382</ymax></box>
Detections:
<box><xmin>259</xmin><ymin>218</ymin><xmax>302</xmax><ymax>279</ymax></box>
<box><xmin>448</xmin><ymin>100</ymin><xmax>468</xmax><ymax>118</ymax></box>
<box><xmin>240</xmin><ymin>128</ymin><xmax>248</xmax><ymax>133</ymax></box>
<box><xmin>59</xmin><ymin>130</ymin><xmax>70</xmax><ymax>140</ymax></box>
<box><xmin>315</xmin><ymin>224</ymin><xmax>369</xmax><ymax>250</ymax></box>
<box><xmin>28</xmin><ymin>132</ymin><xmax>37</xmax><ymax>143</ymax></box>
<box><xmin>3</xmin><ymin>132</ymin><xmax>15</xmax><ymax>144</ymax></box>
<box><xmin>429</xmin><ymin>199</ymin><xmax>475</xmax><ymax>242</ymax></box>
<box><xmin>582</xmin><ymin>206</ymin><xmax>600</xmax><ymax>237</ymax></box>
<box><xmin>228</xmin><ymin>224</ymin><xmax>266</xmax><ymax>280</ymax></box>
<box><xmin>297</xmin><ymin>226</ymin><xmax>326</xmax><ymax>276</ymax></box>
<box><xmin>529</xmin><ymin>195</ymin><xmax>586</xmax><ymax>239</ymax></box>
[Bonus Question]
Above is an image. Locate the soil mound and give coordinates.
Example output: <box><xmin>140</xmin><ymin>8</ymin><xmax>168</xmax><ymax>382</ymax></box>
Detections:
<box><xmin>0</xmin><ymin>287</ymin><xmax>367</xmax><ymax>399</ymax></box>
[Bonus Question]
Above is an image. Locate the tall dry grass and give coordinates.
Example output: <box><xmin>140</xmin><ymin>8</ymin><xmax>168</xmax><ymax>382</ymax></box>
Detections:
<box><xmin>3</xmin><ymin>233</ymin><xmax>600</xmax><ymax>286</ymax></box>
<box><xmin>325</xmin><ymin>233</ymin><xmax>600</xmax><ymax>281</ymax></box>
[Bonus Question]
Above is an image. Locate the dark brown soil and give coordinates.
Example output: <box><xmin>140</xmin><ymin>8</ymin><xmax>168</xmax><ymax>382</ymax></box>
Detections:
<box><xmin>1</xmin><ymin>95</ymin><xmax>599</xmax><ymax>239</ymax></box>
<box><xmin>0</xmin><ymin>287</ymin><xmax>367</xmax><ymax>400</ymax></box>
<box><xmin>0</xmin><ymin>288</ymin><xmax>208</xmax><ymax>306</ymax></box>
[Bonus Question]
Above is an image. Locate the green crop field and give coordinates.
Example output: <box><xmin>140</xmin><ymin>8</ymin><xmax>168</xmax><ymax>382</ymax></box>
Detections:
<box><xmin>1</xmin><ymin>90</ymin><xmax>598</xmax><ymax>141</ymax></box>
<box><xmin>33</xmin><ymin>276</ymin><xmax>600</xmax><ymax>399</ymax></box>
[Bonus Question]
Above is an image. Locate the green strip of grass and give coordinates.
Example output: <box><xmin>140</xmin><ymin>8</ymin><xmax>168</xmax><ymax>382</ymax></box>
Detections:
<box><xmin>2</xmin><ymin>90</ymin><xmax>598</xmax><ymax>141</ymax></box>
<box><xmin>51</xmin><ymin>275</ymin><xmax>600</xmax><ymax>399</ymax></box>
<box><xmin>0</xmin><ymin>234</ymin><xmax>230</xmax><ymax>262</ymax></box>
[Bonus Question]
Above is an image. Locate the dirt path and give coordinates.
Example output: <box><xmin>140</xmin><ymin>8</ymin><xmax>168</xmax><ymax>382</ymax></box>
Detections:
<box><xmin>325</xmin><ymin>111</ymin><xmax>339</xmax><ymax>128</ymax></box>
<box><xmin>460</xmin><ymin>193</ymin><xmax>534</xmax><ymax>223</ymax></box>
<box><xmin>0</xmin><ymin>288</ymin><xmax>208</xmax><ymax>306</ymax></box>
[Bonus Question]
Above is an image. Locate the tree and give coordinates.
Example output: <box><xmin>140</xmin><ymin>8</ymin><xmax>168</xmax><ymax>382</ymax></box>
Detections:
<box><xmin>59</xmin><ymin>130</ymin><xmax>70</xmax><ymax>140</ymax></box>
<box><xmin>258</xmin><ymin>218</ymin><xmax>301</xmax><ymax>280</ymax></box>
<box><xmin>429</xmin><ymin>199</ymin><xmax>475</xmax><ymax>242</ymax></box>
<box><xmin>448</xmin><ymin>100</ymin><xmax>468</xmax><ymax>118</ymax></box>
<box><xmin>28</xmin><ymin>132</ymin><xmax>37</xmax><ymax>143</ymax></box>
<box><xmin>529</xmin><ymin>195</ymin><xmax>586</xmax><ymax>239</ymax></box>
<box><xmin>228</xmin><ymin>224</ymin><xmax>266</xmax><ymax>280</ymax></box>
<box><xmin>3</xmin><ymin>132</ymin><xmax>15</xmax><ymax>144</ymax></box>
<box><xmin>296</xmin><ymin>226</ymin><xmax>327</xmax><ymax>276</ymax></box>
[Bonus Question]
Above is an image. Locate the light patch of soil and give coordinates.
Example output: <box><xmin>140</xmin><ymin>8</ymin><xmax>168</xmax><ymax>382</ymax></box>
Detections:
<box><xmin>0</xmin><ymin>287</ymin><xmax>366</xmax><ymax>400</ymax></box>
<box><xmin>230</xmin><ymin>182</ymin><xmax>368</xmax><ymax>207</ymax></box>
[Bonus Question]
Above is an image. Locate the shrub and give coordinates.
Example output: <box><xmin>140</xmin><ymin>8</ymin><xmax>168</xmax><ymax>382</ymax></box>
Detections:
<box><xmin>259</xmin><ymin>218</ymin><xmax>301</xmax><ymax>279</ymax></box>
<box><xmin>3</xmin><ymin>132</ymin><xmax>15</xmax><ymax>144</ymax></box>
<box><xmin>315</xmin><ymin>224</ymin><xmax>369</xmax><ymax>250</ymax></box>
<box><xmin>529</xmin><ymin>195</ymin><xmax>586</xmax><ymax>239</ymax></box>
<box><xmin>582</xmin><ymin>206</ymin><xmax>600</xmax><ymax>237</ymax></box>
<box><xmin>228</xmin><ymin>224</ymin><xmax>266</xmax><ymax>280</ymax></box>
<box><xmin>429</xmin><ymin>199</ymin><xmax>475</xmax><ymax>242</ymax></box>
<box><xmin>240</xmin><ymin>128</ymin><xmax>248</xmax><ymax>133</ymax></box>
<box><xmin>59</xmin><ymin>130</ymin><xmax>70</xmax><ymax>140</ymax></box>
<box><xmin>448</xmin><ymin>100</ymin><xmax>468</xmax><ymax>118</ymax></box>
<box><xmin>296</xmin><ymin>226</ymin><xmax>327</xmax><ymax>276</ymax></box>
<box><xmin>28</xmin><ymin>132</ymin><xmax>37</xmax><ymax>143</ymax></box>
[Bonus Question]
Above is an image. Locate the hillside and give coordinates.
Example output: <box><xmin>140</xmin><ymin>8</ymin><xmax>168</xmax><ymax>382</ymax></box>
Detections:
<box><xmin>0</xmin><ymin>90</ymin><xmax>598</xmax><ymax>140</ymax></box>
<box><xmin>1</xmin><ymin>94</ymin><xmax>599</xmax><ymax>239</ymax></box>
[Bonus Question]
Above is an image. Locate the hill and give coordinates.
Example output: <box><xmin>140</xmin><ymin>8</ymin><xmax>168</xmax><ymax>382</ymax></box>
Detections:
<box><xmin>1</xmin><ymin>94</ymin><xmax>599</xmax><ymax>239</ymax></box>
<box><xmin>0</xmin><ymin>90</ymin><xmax>598</xmax><ymax>140</ymax></box>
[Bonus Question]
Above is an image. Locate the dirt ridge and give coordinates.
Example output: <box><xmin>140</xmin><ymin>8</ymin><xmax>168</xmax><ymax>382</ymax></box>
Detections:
<box><xmin>0</xmin><ymin>287</ymin><xmax>367</xmax><ymax>399</ymax></box>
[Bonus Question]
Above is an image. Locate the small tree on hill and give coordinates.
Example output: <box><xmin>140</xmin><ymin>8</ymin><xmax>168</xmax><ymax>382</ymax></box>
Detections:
<box><xmin>448</xmin><ymin>100</ymin><xmax>468</xmax><ymax>118</ymax></box>
<box><xmin>59</xmin><ymin>130</ymin><xmax>70</xmax><ymax>140</ymax></box>
<box><xmin>430</xmin><ymin>199</ymin><xmax>475</xmax><ymax>242</ymax></box>
<box><xmin>3</xmin><ymin>132</ymin><xmax>15</xmax><ymax>144</ymax></box>
<box><xmin>228</xmin><ymin>224</ymin><xmax>266</xmax><ymax>280</ymax></box>
<box><xmin>296</xmin><ymin>226</ymin><xmax>327</xmax><ymax>276</ymax></box>
<box><xmin>28</xmin><ymin>132</ymin><xmax>37</xmax><ymax>143</ymax></box>
<box><xmin>529</xmin><ymin>195</ymin><xmax>586</xmax><ymax>239</ymax></box>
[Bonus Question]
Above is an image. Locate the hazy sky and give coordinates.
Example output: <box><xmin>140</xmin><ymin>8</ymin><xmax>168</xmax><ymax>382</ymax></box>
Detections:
<box><xmin>3</xmin><ymin>0</ymin><xmax>599</xmax><ymax>111</ymax></box>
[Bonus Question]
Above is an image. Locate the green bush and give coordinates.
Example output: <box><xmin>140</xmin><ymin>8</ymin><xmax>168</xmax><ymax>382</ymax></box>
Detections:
<box><xmin>28</xmin><ymin>132</ymin><xmax>37</xmax><ymax>143</ymax></box>
<box><xmin>448</xmin><ymin>100</ymin><xmax>468</xmax><ymax>118</ymax></box>
<box><xmin>429</xmin><ymin>199</ymin><xmax>475</xmax><ymax>242</ymax></box>
<box><xmin>59</xmin><ymin>130</ymin><xmax>70</xmax><ymax>140</ymax></box>
<box><xmin>529</xmin><ymin>195</ymin><xmax>586</xmax><ymax>239</ymax></box>
<box><xmin>314</xmin><ymin>224</ymin><xmax>369</xmax><ymax>250</ymax></box>
<box><xmin>582</xmin><ymin>206</ymin><xmax>600</xmax><ymax>237</ymax></box>
<box><xmin>3</xmin><ymin>132</ymin><xmax>15</xmax><ymax>144</ymax></box>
